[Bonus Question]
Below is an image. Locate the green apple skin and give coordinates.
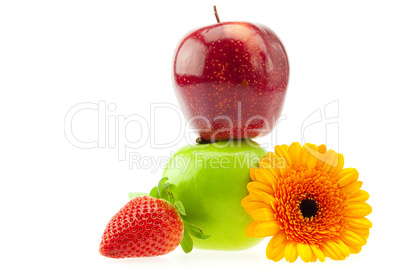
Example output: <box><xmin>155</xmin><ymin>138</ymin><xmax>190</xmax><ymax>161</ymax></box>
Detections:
<box><xmin>163</xmin><ymin>140</ymin><xmax>267</xmax><ymax>250</ymax></box>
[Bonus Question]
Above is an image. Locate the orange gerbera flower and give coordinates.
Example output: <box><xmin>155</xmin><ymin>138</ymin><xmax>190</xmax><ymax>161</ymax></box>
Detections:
<box><xmin>241</xmin><ymin>142</ymin><xmax>372</xmax><ymax>262</ymax></box>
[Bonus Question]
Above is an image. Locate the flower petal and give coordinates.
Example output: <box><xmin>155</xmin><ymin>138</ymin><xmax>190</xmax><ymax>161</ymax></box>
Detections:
<box><xmin>255</xmin><ymin>168</ymin><xmax>277</xmax><ymax>187</ymax></box>
<box><xmin>348</xmin><ymin>244</ymin><xmax>362</xmax><ymax>254</ymax></box>
<box><xmin>251</xmin><ymin>208</ymin><xmax>275</xmax><ymax>222</ymax></box>
<box><xmin>242</xmin><ymin>201</ymin><xmax>270</xmax><ymax>214</ymax></box>
<box><xmin>258</xmin><ymin>158</ymin><xmax>280</xmax><ymax>176</ymax></box>
<box><xmin>254</xmin><ymin>221</ymin><xmax>281</xmax><ymax>237</ymax></box>
<box><xmin>272</xmin><ymin>231</ymin><xmax>286</xmax><ymax>247</ymax></box>
<box><xmin>260</xmin><ymin>152</ymin><xmax>286</xmax><ymax>171</ymax></box>
<box><xmin>241</xmin><ymin>195</ymin><xmax>253</xmax><ymax>205</ymax></box>
<box><xmin>310</xmin><ymin>254</ymin><xmax>317</xmax><ymax>262</ymax></box>
<box><xmin>259</xmin><ymin>157</ymin><xmax>271</xmax><ymax>169</ymax></box>
<box><xmin>288</xmin><ymin>142</ymin><xmax>302</xmax><ymax>165</ymax></box>
<box><xmin>249</xmin><ymin>190</ymin><xmax>278</xmax><ymax>206</ymax></box>
<box><xmin>348</xmin><ymin>227</ymin><xmax>370</xmax><ymax>238</ymax></box>
<box><xmin>275</xmin><ymin>144</ymin><xmax>292</xmax><ymax>165</ymax></box>
<box><xmin>348</xmin><ymin>190</ymin><xmax>370</xmax><ymax>202</ymax></box>
<box><xmin>301</xmin><ymin>144</ymin><xmax>319</xmax><ymax>169</ymax></box>
<box><xmin>337</xmin><ymin>168</ymin><xmax>359</xmax><ymax>187</ymax></box>
<box><xmin>320</xmin><ymin>240</ymin><xmax>343</xmax><ymax>260</ymax></box>
<box><xmin>334</xmin><ymin>239</ymin><xmax>350</xmax><ymax>258</ymax></box>
<box><xmin>249</xmin><ymin>191</ymin><xmax>264</xmax><ymax>202</ymax></box>
<box><xmin>284</xmin><ymin>240</ymin><xmax>298</xmax><ymax>263</ymax></box>
<box><xmin>348</xmin><ymin>217</ymin><xmax>372</xmax><ymax>229</ymax></box>
<box><xmin>322</xmin><ymin>240</ymin><xmax>346</xmax><ymax>260</ymax></box>
<box><xmin>297</xmin><ymin>243</ymin><xmax>314</xmax><ymax>262</ymax></box>
<box><xmin>347</xmin><ymin>202</ymin><xmax>372</xmax><ymax>217</ymax></box>
<box><xmin>342</xmin><ymin>181</ymin><xmax>363</xmax><ymax>195</ymax></box>
<box><xmin>340</xmin><ymin>229</ymin><xmax>366</xmax><ymax>247</ymax></box>
<box><xmin>245</xmin><ymin>221</ymin><xmax>259</xmax><ymax>237</ymax></box>
<box><xmin>318</xmin><ymin>144</ymin><xmax>327</xmax><ymax>154</ymax></box>
<box><xmin>247</xmin><ymin>181</ymin><xmax>274</xmax><ymax>195</ymax></box>
<box><xmin>266</xmin><ymin>237</ymin><xmax>286</xmax><ymax>262</ymax></box>
<box><xmin>322</xmin><ymin>151</ymin><xmax>344</xmax><ymax>173</ymax></box>
<box><xmin>250</xmin><ymin>167</ymin><xmax>258</xmax><ymax>181</ymax></box>
<box><xmin>320</xmin><ymin>246</ymin><xmax>337</xmax><ymax>260</ymax></box>
<box><xmin>310</xmin><ymin>244</ymin><xmax>325</xmax><ymax>262</ymax></box>
<box><xmin>261</xmin><ymin>192</ymin><xmax>278</xmax><ymax>206</ymax></box>
<box><xmin>271</xmin><ymin>249</ymin><xmax>285</xmax><ymax>262</ymax></box>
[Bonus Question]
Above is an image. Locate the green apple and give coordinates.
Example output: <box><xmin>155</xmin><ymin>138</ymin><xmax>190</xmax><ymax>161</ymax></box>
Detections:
<box><xmin>163</xmin><ymin>140</ymin><xmax>267</xmax><ymax>250</ymax></box>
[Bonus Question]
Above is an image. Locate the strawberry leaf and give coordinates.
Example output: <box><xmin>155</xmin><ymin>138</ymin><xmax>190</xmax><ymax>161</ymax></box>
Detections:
<box><xmin>174</xmin><ymin>201</ymin><xmax>186</xmax><ymax>216</ymax></box>
<box><xmin>158</xmin><ymin>178</ymin><xmax>176</xmax><ymax>204</ymax></box>
<box><xmin>183</xmin><ymin>220</ymin><xmax>211</xmax><ymax>240</ymax></box>
<box><xmin>157</xmin><ymin>177</ymin><xmax>169</xmax><ymax>200</ymax></box>
<box><xmin>128</xmin><ymin>192</ymin><xmax>148</xmax><ymax>200</ymax></box>
<box><xmin>161</xmin><ymin>182</ymin><xmax>172</xmax><ymax>189</ymax></box>
<box><xmin>152</xmin><ymin>177</ymin><xmax>210</xmax><ymax>248</ymax></box>
<box><xmin>149</xmin><ymin>187</ymin><xmax>158</xmax><ymax>198</ymax></box>
<box><xmin>180</xmin><ymin>229</ymin><xmax>193</xmax><ymax>253</ymax></box>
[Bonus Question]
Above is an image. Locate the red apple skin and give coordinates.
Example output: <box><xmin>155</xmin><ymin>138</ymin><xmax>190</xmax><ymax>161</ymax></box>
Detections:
<box><xmin>173</xmin><ymin>22</ymin><xmax>289</xmax><ymax>142</ymax></box>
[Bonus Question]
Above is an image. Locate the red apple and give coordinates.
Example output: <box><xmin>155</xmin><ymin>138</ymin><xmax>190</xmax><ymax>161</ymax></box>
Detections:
<box><xmin>173</xmin><ymin>16</ymin><xmax>289</xmax><ymax>143</ymax></box>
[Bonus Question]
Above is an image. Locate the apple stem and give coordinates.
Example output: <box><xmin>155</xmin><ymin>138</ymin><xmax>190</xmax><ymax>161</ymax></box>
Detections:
<box><xmin>196</xmin><ymin>137</ymin><xmax>211</xmax><ymax>144</ymax></box>
<box><xmin>213</xmin><ymin>5</ymin><xmax>220</xmax><ymax>23</ymax></box>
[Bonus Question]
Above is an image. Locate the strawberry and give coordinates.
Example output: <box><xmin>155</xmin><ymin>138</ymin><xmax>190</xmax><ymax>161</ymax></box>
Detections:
<box><xmin>99</xmin><ymin>178</ymin><xmax>209</xmax><ymax>258</ymax></box>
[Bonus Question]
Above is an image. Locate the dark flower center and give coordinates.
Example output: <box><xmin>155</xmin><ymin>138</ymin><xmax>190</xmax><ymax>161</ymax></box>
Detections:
<box><xmin>299</xmin><ymin>198</ymin><xmax>318</xmax><ymax>218</ymax></box>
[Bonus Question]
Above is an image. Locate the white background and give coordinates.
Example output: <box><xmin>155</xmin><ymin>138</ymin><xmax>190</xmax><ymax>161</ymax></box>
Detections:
<box><xmin>1</xmin><ymin>0</ymin><xmax>401</xmax><ymax>267</ymax></box>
